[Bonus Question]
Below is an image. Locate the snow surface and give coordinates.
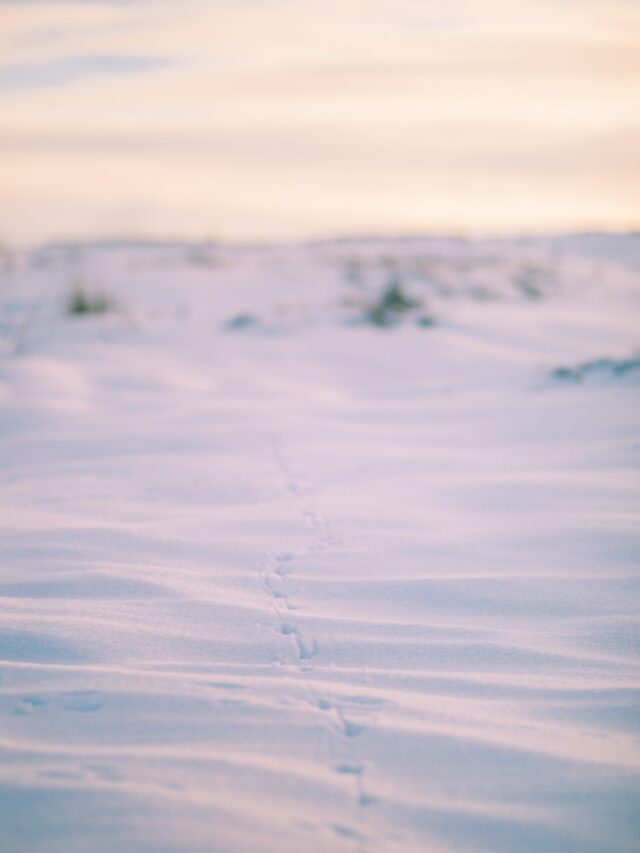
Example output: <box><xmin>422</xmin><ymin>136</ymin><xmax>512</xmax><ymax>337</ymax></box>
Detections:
<box><xmin>1</xmin><ymin>233</ymin><xmax>639</xmax><ymax>852</ymax></box>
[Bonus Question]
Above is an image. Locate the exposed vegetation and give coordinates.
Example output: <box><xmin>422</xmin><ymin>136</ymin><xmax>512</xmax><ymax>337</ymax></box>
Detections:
<box><xmin>364</xmin><ymin>280</ymin><xmax>423</xmax><ymax>327</ymax></box>
<box><xmin>512</xmin><ymin>265</ymin><xmax>548</xmax><ymax>300</ymax></box>
<box><xmin>225</xmin><ymin>313</ymin><xmax>258</xmax><ymax>330</ymax></box>
<box><xmin>66</xmin><ymin>287</ymin><xmax>115</xmax><ymax>316</ymax></box>
<box><xmin>552</xmin><ymin>356</ymin><xmax>640</xmax><ymax>382</ymax></box>
<box><xmin>188</xmin><ymin>249</ymin><xmax>219</xmax><ymax>268</ymax></box>
<box><xmin>415</xmin><ymin>314</ymin><xmax>436</xmax><ymax>328</ymax></box>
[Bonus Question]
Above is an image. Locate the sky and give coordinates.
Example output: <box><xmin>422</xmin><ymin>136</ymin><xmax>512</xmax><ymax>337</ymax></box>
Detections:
<box><xmin>1</xmin><ymin>0</ymin><xmax>639</xmax><ymax>244</ymax></box>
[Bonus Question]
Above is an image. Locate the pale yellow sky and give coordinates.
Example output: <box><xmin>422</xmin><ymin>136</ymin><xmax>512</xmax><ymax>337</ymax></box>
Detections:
<box><xmin>1</xmin><ymin>0</ymin><xmax>639</xmax><ymax>243</ymax></box>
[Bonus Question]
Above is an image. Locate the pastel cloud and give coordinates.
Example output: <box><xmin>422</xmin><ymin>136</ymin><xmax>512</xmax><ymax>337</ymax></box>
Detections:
<box><xmin>0</xmin><ymin>53</ymin><xmax>176</xmax><ymax>91</ymax></box>
<box><xmin>0</xmin><ymin>0</ymin><xmax>638</xmax><ymax>241</ymax></box>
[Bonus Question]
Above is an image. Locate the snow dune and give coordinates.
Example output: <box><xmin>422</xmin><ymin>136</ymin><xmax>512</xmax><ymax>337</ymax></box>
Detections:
<box><xmin>0</xmin><ymin>234</ymin><xmax>639</xmax><ymax>852</ymax></box>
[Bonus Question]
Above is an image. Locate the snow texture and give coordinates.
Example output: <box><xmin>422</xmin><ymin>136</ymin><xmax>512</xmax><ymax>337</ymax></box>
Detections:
<box><xmin>0</xmin><ymin>233</ymin><xmax>639</xmax><ymax>852</ymax></box>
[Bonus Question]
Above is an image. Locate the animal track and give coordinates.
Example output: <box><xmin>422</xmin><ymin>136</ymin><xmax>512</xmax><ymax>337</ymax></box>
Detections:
<box><xmin>334</xmin><ymin>748</ymin><xmax>377</xmax><ymax>810</ymax></box>
<box><xmin>315</xmin><ymin>692</ymin><xmax>386</xmax><ymax>740</ymax></box>
<box><xmin>340</xmin><ymin>718</ymin><xmax>367</xmax><ymax>738</ymax></box>
<box><xmin>273</xmin><ymin>552</ymin><xmax>294</xmax><ymax>576</ymax></box>
<box><xmin>271</xmin><ymin>435</ymin><xmax>309</xmax><ymax>498</ymax></box>
<box><xmin>262</xmin><ymin>435</ymin><xmax>324</xmax><ymax>668</ymax></box>
<box><xmin>261</xmin><ymin>573</ymin><xmax>290</xmax><ymax>604</ymax></box>
<box><xmin>335</xmin><ymin>763</ymin><xmax>364</xmax><ymax>776</ymax></box>
<box><xmin>280</xmin><ymin>622</ymin><xmax>318</xmax><ymax>661</ymax></box>
<box><xmin>303</xmin><ymin>510</ymin><xmax>341</xmax><ymax>550</ymax></box>
<box><xmin>265</xmin><ymin>432</ymin><xmax>377</xmax><ymax>835</ymax></box>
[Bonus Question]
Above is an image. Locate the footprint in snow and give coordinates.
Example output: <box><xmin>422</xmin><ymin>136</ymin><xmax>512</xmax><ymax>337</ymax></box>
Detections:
<box><xmin>280</xmin><ymin>622</ymin><xmax>318</xmax><ymax>660</ymax></box>
<box><xmin>341</xmin><ymin>718</ymin><xmax>367</xmax><ymax>738</ymax></box>
<box><xmin>335</xmin><ymin>763</ymin><xmax>364</xmax><ymax>776</ymax></box>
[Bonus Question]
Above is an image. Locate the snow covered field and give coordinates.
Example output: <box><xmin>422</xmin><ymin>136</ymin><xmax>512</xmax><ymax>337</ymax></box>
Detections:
<box><xmin>1</xmin><ymin>233</ymin><xmax>639</xmax><ymax>852</ymax></box>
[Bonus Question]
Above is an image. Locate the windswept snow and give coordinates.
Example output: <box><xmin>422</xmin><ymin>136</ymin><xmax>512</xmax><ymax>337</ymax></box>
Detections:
<box><xmin>0</xmin><ymin>233</ymin><xmax>639</xmax><ymax>852</ymax></box>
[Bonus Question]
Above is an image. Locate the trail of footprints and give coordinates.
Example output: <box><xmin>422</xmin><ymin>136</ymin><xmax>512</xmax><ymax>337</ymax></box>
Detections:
<box><xmin>265</xmin><ymin>434</ymin><xmax>385</xmax><ymax>838</ymax></box>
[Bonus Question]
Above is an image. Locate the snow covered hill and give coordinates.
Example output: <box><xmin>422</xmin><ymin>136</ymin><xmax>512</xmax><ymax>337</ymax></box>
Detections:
<box><xmin>1</xmin><ymin>233</ymin><xmax>639</xmax><ymax>852</ymax></box>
